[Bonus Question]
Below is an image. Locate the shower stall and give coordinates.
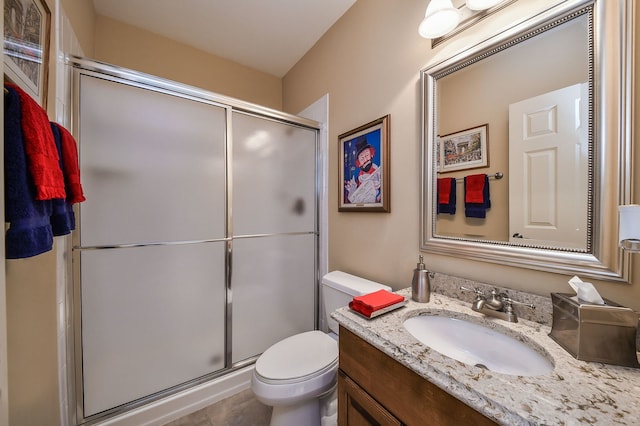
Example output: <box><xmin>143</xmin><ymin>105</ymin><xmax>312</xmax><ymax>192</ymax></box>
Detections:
<box><xmin>68</xmin><ymin>57</ymin><xmax>320</xmax><ymax>423</ymax></box>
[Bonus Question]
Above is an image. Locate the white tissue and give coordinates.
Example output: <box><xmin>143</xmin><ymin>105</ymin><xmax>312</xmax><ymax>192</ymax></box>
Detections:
<box><xmin>568</xmin><ymin>276</ymin><xmax>605</xmax><ymax>305</ymax></box>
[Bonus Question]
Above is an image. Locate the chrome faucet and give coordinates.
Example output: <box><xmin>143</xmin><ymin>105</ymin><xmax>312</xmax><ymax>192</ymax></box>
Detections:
<box><xmin>460</xmin><ymin>287</ymin><xmax>535</xmax><ymax>323</ymax></box>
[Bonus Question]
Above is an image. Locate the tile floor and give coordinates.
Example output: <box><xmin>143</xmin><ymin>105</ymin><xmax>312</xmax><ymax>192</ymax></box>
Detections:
<box><xmin>163</xmin><ymin>389</ymin><xmax>271</xmax><ymax>426</ymax></box>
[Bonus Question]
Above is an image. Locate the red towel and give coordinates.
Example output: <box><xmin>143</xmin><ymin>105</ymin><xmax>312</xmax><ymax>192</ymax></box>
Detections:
<box><xmin>349</xmin><ymin>290</ymin><xmax>405</xmax><ymax>318</ymax></box>
<box><xmin>438</xmin><ymin>178</ymin><xmax>452</xmax><ymax>204</ymax></box>
<box><xmin>6</xmin><ymin>83</ymin><xmax>66</xmax><ymax>200</ymax></box>
<box><xmin>465</xmin><ymin>173</ymin><xmax>486</xmax><ymax>203</ymax></box>
<box><xmin>52</xmin><ymin>123</ymin><xmax>86</xmax><ymax>203</ymax></box>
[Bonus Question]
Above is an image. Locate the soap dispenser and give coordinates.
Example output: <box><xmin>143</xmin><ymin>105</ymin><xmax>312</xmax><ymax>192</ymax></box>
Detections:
<box><xmin>411</xmin><ymin>255</ymin><xmax>431</xmax><ymax>303</ymax></box>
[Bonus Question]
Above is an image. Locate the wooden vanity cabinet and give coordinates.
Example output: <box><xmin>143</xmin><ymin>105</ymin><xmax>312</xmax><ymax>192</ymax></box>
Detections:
<box><xmin>338</xmin><ymin>326</ymin><xmax>499</xmax><ymax>426</ymax></box>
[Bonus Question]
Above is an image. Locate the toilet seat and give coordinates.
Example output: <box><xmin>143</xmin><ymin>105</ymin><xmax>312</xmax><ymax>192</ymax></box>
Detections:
<box><xmin>255</xmin><ymin>330</ymin><xmax>338</xmax><ymax>385</ymax></box>
<box><xmin>251</xmin><ymin>272</ymin><xmax>388</xmax><ymax>425</ymax></box>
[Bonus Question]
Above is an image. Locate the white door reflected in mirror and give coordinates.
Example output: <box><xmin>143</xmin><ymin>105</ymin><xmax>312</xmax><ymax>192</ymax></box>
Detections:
<box><xmin>508</xmin><ymin>83</ymin><xmax>589</xmax><ymax>249</ymax></box>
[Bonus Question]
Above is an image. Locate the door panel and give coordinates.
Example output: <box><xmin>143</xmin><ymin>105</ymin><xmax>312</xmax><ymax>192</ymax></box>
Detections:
<box><xmin>78</xmin><ymin>74</ymin><xmax>227</xmax><ymax>247</ymax></box>
<box><xmin>80</xmin><ymin>243</ymin><xmax>226</xmax><ymax>416</ymax></box>
<box><xmin>508</xmin><ymin>83</ymin><xmax>588</xmax><ymax>248</ymax></box>
<box><xmin>232</xmin><ymin>111</ymin><xmax>317</xmax><ymax>236</ymax></box>
<box><xmin>231</xmin><ymin>234</ymin><xmax>316</xmax><ymax>363</ymax></box>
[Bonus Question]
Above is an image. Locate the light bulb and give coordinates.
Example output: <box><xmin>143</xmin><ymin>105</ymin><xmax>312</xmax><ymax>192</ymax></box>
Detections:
<box><xmin>465</xmin><ymin>0</ymin><xmax>505</xmax><ymax>11</ymax></box>
<box><xmin>418</xmin><ymin>0</ymin><xmax>461</xmax><ymax>39</ymax></box>
<box><xmin>619</xmin><ymin>205</ymin><xmax>640</xmax><ymax>251</ymax></box>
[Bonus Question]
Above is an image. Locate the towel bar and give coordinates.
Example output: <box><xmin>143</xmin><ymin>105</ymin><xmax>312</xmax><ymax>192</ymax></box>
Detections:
<box><xmin>446</xmin><ymin>171</ymin><xmax>504</xmax><ymax>183</ymax></box>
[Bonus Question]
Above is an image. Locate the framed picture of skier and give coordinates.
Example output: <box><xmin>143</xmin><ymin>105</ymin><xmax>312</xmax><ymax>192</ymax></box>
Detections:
<box><xmin>338</xmin><ymin>115</ymin><xmax>390</xmax><ymax>212</ymax></box>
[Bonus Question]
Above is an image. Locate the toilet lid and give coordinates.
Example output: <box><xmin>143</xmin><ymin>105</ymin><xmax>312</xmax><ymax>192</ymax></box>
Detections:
<box><xmin>256</xmin><ymin>330</ymin><xmax>338</xmax><ymax>381</ymax></box>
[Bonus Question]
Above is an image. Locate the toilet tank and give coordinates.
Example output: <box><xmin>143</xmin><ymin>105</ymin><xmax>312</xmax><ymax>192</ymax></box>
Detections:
<box><xmin>321</xmin><ymin>271</ymin><xmax>391</xmax><ymax>334</ymax></box>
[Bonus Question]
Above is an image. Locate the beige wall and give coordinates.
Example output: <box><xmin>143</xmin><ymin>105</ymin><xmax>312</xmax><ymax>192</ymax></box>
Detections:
<box><xmin>61</xmin><ymin>0</ymin><xmax>283</xmax><ymax>109</ymax></box>
<box><xmin>60</xmin><ymin>0</ymin><xmax>96</xmax><ymax>57</ymax></box>
<box><xmin>93</xmin><ymin>16</ymin><xmax>283</xmax><ymax>110</ymax></box>
<box><xmin>6</xmin><ymin>0</ymin><xmax>62</xmax><ymax>424</ymax></box>
<box><xmin>283</xmin><ymin>0</ymin><xmax>640</xmax><ymax>311</ymax></box>
<box><xmin>6</xmin><ymin>253</ymin><xmax>60</xmax><ymax>426</ymax></box>
<box><xmin>283</xmin><ymin>0</ymin><xmax>431</xmax><ymax>293</ymax></box>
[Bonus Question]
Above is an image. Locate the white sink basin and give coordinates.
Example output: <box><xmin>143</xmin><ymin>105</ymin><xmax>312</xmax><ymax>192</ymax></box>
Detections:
<box><xmin>403</xmin><ymin>315</ymin><xmax>553</xmax><ymax>376</ymax></box>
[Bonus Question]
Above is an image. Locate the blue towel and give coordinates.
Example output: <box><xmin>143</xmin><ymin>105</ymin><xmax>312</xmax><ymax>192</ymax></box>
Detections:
<box><xmin>4</xmin><ymin>85</ymin><xmax>54</xmax><ymax>258</ymax></box>
<box><xmin>464</xmin><ymin>175</ymin><xmax>491</xmax><ymax>218</ymax></box>
<box><xmin>49</xmin><ymin>123</ymin><xmax>75</xmax><ymax>236</ymax></box>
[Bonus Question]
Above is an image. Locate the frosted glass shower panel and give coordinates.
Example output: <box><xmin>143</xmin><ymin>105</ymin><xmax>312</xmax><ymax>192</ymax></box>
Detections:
<box><xmin>231</xmin><ymin>234</ymin><xmax>316</xmax><ymax>363</ymax></box>
<box><xmin>78</xmin><ymin>74</ymin><xmax>227</xmax><ymax>247</ymax></box>
<box><xmin>80</xmin><ymin>243</ymin><xmax>226</xmax><ymax>416</ymax></box>
<box><xmin>232</xmin><ymin>112</ymin><xmax>317</xmax><ymax>235</ymax></box>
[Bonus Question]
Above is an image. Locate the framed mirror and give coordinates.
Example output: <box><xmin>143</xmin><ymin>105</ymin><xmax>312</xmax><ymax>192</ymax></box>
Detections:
<box><xmin>421</xmin><ymin>0</ymin><xmax>634</xmax><ymax>281</ymax></box>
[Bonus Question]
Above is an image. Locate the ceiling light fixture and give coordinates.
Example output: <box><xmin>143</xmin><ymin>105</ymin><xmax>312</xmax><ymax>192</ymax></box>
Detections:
<box><xmin>418</xmin><ymin>0</ymin><xmax>461</xmax><ymax>39</ymax></box>
<box><xmin>465</xmin><ymin>0</ymin><xmax>505</xmax><ymax>11</ymax></box>
<box><xmin>418</xmin><ymin>0</ymin><xmax>507</xmax><ymax>39</ymax></box>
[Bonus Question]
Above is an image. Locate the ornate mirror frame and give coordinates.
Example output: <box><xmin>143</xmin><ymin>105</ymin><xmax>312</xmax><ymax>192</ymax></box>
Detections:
<box><xmin>421</xmin><ymin>0</ymin><xmax>635</xmax><ymax>281</ymax></box>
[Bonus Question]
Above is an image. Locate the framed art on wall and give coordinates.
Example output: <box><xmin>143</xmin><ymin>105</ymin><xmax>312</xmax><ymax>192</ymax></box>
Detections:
<box><xmin>339</xmin><ymin>115</ymin><xmax>390</xmax><ymax>212</ymax></box>
<box><xmin>4</xmin><ymin>0</ymin><xmax>51</xmax><ymax>107</ymax></box>
<box><xmin>439</xmin><ymin>124</ymin><xmax>489</xmax><ymax>172</ymax></box>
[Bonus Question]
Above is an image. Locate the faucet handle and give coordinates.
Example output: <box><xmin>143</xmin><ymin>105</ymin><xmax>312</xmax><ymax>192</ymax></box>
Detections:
<box><xmin>460</xmin><ymin>286</ymin><xmax>483</xmax><ymax>296</ymax></box>
<box><xmin>501</xmin><ymin>296</ymin><xmax>535</xmax><ymax>310</ymax></box>
<box><xmin>461</xmin><ymin>287</ymin><xmax>487</xmax><ymax>311</ymax></box>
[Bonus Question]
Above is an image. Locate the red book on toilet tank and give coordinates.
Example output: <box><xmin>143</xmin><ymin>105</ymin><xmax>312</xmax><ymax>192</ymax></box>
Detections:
<box><xmin>349</xmin><ymin>290</ymin><xmax>405</xmax><ymax>318</ymax></box>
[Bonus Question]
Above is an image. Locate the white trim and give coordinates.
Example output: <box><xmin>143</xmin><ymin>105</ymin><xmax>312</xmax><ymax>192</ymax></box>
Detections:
<box><xmin>0</xmin><ymin>0</ymin><xmax>10</xmax><ymax>423</ymax></box>
<box><xmin>298</xmin><ymin>94</ymin><xmax>330</xmax><ymax>331</ymax></box>
<box><xmin>95</xmin><ymin>366</ymin><xmax>254</xmax><ymax>426</ymax></box>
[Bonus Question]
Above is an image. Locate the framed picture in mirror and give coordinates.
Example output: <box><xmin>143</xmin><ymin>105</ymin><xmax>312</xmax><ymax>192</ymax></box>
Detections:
<box><xmin>339</xmin><ymin>115</ymin><xmax>390</xmax><ymax>212</ymax></box>
<box><xmin>439</xmin><ymin>124</ymin><xmax>489</xmax><ymax>173</ymax></box>
<box><xmin>3</xmin><ymin>0</ymin><xmax>51</xmax><ymax>108</ymax></box>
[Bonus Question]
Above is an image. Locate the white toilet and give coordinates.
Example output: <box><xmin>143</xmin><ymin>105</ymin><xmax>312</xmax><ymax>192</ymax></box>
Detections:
<box><xmin>251</xmin><ymin>271</ymin><xmax>391</xmax><ymax>426</ymax></box>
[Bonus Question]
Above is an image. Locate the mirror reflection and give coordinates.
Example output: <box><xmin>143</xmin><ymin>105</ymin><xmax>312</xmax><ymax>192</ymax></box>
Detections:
<box><xmin>422</xmin><ymin>0</ymin><xmax>634</xmax><ymax>280</ymax></box>
<box><xmin>434</xmin><ymin>11</ymin><xmax>590</xmax><ymax>251</ymax></box>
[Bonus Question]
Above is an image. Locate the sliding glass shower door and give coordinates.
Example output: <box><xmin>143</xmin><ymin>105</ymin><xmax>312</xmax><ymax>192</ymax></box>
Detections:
<box><xmin>231</xmin><ymin>112</ymin><xmax>317</xmax><ymax>363</ymax></box>
<box><xmin>76</xmin><ymin>73</ymin><xmax>228</xmax><ymax>417</ymax></box>
<box><xmin>71</xmin><ymin>58</ymin><xmax>319</xmax><ymax>423</ymax></box>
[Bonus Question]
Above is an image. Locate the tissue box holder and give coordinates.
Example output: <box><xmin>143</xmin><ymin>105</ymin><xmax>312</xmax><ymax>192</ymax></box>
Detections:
<box><xmin>549</xmin><ymin>293</ymin><xmax>639</xmax><ymax>368</ymax></box>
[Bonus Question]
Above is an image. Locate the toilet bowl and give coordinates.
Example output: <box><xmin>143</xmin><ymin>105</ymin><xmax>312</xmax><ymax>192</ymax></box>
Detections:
<box><xmin>251</xmin><ymin>331</ymin><xmax>338</xmax><ymax>426</ymax></box>
<box><xmin>251</xmin><ymin>271</ymin><xmax>391</xmax><ymax>426</ymax></box>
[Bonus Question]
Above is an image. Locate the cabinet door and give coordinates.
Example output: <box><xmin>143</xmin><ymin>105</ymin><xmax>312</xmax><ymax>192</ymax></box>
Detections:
<box><xmin>338</xmin><ymin>371</ymin><xmax>402</xmax><ymax>426</ymax></box>
<box><xmin>339</xmin><ymin>327</ymin><xmax>499</xmax><ymax>426</ymax></box>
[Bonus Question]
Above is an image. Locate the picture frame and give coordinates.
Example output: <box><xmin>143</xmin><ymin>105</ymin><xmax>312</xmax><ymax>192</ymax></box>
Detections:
<box><xmin>339</xmin><ymin>115</ymin><xmax>390</xmax><ymax>212</ymax></box>
<box><xmin>4</xmin><ymin>0</ymin><xmax>51</xmax><ymax>108</ymax></box>
<box><xmin>439</xmin><ymin>124</ymin><xmax>489</xmax><ymax>172</ymax></box>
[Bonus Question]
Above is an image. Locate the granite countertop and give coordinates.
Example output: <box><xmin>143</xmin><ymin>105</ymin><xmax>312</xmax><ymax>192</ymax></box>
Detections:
<box><xmin>332</xmin><ymin>288</ymin><xmax>640</xmax><ymax>425</ymax></box>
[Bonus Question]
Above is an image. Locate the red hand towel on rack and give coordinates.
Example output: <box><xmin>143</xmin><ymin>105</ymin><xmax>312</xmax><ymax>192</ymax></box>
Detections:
<box><xmin>52</xmin><ymin>123</ymin><xmax>86</xmax><ymax>203</ymax></box>
<box><xmin>349</xmin><ymin>290</ymin><xmax>405</xmax><ymax>318</ymax></box>
<box><xmin>6</xmin><ymin>83</ymin><xmax>66</xmax><ymax>200</ymax></box>
<box><xmin>437</xmin><ymin>177</ymin><xmax>456</xmax><ymax>215</ymax></box>
<box><xmin>438</xmin><ymin>177</ymin><xmax>452</xmax><ymax>204</ymax></box>
<box><xmin>465</xmin><ymin>173</ymin><xmax>486</xmax><ymax>203</ymax></box>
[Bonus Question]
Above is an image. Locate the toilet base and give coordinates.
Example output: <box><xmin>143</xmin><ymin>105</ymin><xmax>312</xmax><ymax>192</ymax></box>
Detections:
<box><xmin>269</xmin><ymin>399</ymin><xmax>320</xmax><ymax>426</ymax></box>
